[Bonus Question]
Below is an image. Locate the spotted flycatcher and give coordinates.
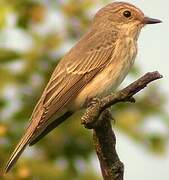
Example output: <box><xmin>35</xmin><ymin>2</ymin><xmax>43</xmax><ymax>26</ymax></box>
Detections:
<box><xmin>5</xmin><ymin>2</ymin><xmax>161</xmax><ymax>172</ymax></box>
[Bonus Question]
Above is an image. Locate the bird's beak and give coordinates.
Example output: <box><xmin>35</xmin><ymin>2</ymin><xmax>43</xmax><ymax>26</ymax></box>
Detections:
<box><xmin>144</xmin><ymin>17</ymin><xmax>162</xmax><ymax>25</ymax></box>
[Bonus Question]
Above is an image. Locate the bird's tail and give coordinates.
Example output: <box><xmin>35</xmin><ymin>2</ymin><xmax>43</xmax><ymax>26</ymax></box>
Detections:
<box><xmin>4</xmin><ymin>99</ymin><xmax>44</xmax><ymax>173</ymax></box>
<box><xmin>4</xmin><ymin>127</ymin><xmax>34</xmax><ymax>173</ymax></box>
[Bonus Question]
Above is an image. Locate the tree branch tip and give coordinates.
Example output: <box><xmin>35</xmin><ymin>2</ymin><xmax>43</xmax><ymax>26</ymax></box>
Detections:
<box><xmin>148</xmin><ymin>71</ymin><xmax>163</xmax><ymax>79</ymax></box>
<box><xmin>127</xmin><ymin>97</ymin><xmax>136</xmax><ymax>103</ymax></box>
<box><xmin>159</xmin><ymin>74</ymin><xmax>163</xmax><ymax>79</ymax></box>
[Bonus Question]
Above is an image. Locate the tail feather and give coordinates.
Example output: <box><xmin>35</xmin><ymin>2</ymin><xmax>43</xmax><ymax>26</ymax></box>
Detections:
<box><xmin>29</xmin><ymin>111</ymin><xmax>72</xmax><ymax>146</ymax></box>
<box><xmin>4</xmin><ymin>129</ymin><xmax>33</xmax><ymax>173</ymax></box>
<box><xmin>5</xmin><ymin>100</ymin><xmax>44</xmax><ymax>173</ymax></box>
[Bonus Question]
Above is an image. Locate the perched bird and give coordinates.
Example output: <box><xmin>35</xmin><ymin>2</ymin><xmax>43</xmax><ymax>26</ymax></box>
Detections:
<box><xmin>5</xmin><ymin>2</ymin><xmax>161</xmax><ymax>173</ymax></box>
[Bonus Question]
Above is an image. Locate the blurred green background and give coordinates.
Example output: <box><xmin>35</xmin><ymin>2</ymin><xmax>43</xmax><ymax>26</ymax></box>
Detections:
<box><xmin>0</xmin><ymin>0</ymin><xmax>168</xmax><ymax>179</ymax></box>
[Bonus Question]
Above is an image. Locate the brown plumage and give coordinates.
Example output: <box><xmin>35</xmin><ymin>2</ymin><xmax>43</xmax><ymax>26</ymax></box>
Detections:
<box><xmin>5</xmin><ymin>2</ymin><xmax>161</xmax><ymax>173</ymax></box>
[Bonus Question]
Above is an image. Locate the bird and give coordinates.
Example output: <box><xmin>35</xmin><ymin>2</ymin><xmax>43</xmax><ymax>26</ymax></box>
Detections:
<box><xmin>5</xmin><ymin>1</ymin><xmax>161</xmax><ymax>173</ymax></box>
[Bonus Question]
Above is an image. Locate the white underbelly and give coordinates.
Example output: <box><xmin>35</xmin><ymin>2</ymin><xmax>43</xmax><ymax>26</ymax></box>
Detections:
<box><xmin>70</xmin><ymin>37</ymin><xmax>137</xmax><ymax>110</ymax></box>
<box><xmin>71</xmin><ymin>59</ymin><xmax>134</xmax><ymax>110</ymax></box>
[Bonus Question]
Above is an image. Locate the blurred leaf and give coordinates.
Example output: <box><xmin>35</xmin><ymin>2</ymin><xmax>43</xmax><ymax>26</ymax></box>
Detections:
<box><xmin>0</xmin><ymin>97</ymin><xmax>8</xmax><ymax>109</ymax></box>
<box><xmin>0</xmin><ymin>6</ymin><xmax>8</xmax><ymax>29</ymax></box>
<box><xmin>146</xmin><ymin>134</ymin><xmax>166</xmax><ymax>154</ymax></box>
<box><xmin>0</xmin><ymin>48</ymin><xmax>22</xmax><ymax>63</ymax></box>
<box><xmin>0</xmin><ymin>68</ymin><xmax>17</xmax><ymax>91</ymax></box>
<box><xmin>14</xmin><ymin>1</ymin><xmax>46</xmax><ymax>28</ymax></box>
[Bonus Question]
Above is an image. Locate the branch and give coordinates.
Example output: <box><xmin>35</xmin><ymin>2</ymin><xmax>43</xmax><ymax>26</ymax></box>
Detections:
<box><xmin>81</xmin><ymin>71</ymin><xmax>162</xmax><ymax>180</ymax></box>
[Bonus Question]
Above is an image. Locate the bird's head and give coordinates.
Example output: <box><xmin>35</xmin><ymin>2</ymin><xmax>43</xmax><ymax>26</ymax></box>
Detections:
<box><xmin>93</xmin><ymin>2</ymin><xmax>161</xmax><ymax>39</ymax></box>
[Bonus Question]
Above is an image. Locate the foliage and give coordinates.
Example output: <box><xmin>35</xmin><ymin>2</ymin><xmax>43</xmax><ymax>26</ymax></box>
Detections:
<box><xmin>0</xmin><ymin>0</ymin><xmax>168</xmax><ymax>179</ymax></box>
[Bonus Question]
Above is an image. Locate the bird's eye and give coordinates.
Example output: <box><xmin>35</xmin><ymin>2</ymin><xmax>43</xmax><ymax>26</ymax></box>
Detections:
<box><xmin>123</xmin><ymin>10</ymin><xmax>131</xmax><ymax>18</ymax></box>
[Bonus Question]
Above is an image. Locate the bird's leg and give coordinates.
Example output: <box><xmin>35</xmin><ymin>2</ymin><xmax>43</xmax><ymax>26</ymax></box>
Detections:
<box><xmin>81</xmin><ymin>97</ymin><xmax>101</xmax><ymax>129</ymax></box>
<box><xmin>86</xmin><ymin>97</ymin><xmax>101</xmax><ymax>108</ymax></box>
<box><xmin>82</xmin><ymin>97</ymin><xmax>116</xmax><ymax>128</ymax></box>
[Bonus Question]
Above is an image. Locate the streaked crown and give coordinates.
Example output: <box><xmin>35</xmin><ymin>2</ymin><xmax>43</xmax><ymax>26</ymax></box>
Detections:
<box><xmin>93</xmin><ymin>2</ymin><xmax>144</xmax><ymax>28</ymax></box>
<box><xmin>92</xmin><ymin>2</ymin><xmax>161</xmax><ymax>32</ymax></box>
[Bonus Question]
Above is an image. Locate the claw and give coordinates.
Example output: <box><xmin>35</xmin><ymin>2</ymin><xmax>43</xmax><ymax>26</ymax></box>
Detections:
<box><xmin>87</xmin><ymin>97</ymin><xmax>101</xmax><ymax>108</ymax></box>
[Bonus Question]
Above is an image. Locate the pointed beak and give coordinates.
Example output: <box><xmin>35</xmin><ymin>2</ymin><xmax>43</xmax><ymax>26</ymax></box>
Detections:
<box><xmin>144</xmin><ymin>17</ymin><xmax>162</xmax><ymax>25</ymax></box>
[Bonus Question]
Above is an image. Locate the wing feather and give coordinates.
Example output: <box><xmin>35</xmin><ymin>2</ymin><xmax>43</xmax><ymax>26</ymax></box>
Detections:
<box><xmin>32</xmin><ymin>30</ymin><xmax>118</xmax><ymax>133</ymax></box>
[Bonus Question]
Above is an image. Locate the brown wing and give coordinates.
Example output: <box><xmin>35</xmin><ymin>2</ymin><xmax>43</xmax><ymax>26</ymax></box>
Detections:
<box><xmin>5</xmin><ymin>30</ymin><xmax>117</xmax><ymax>173</ymax></box>
<box><xmin>33</xmin><ymin>30</ymin><xmax>117</xmax><ymax>134</ymax></box>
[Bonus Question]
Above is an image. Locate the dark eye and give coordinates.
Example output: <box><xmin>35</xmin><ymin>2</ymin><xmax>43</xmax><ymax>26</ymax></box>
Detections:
<box><xmin>123</xmin><ymin>10</ymin><xmax>131</xmax><ymax>18</ymax></box>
